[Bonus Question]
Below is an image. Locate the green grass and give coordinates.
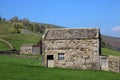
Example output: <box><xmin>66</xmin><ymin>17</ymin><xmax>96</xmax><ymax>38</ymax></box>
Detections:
<box><xmin>0</xmin><ymin>55</ymin><xmax>120</xmax><ymax>80</ymax></box>
<box><xmin>102</xmin><ymin>48</ymin><xmax>120</xmax><ymax>56</ymax></box>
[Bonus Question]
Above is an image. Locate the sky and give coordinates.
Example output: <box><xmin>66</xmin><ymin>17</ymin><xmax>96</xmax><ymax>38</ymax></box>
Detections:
<box><xmin>0</xmin><ymin>0</ymin><xmax>120</xmax><ymax>37</ymax></box>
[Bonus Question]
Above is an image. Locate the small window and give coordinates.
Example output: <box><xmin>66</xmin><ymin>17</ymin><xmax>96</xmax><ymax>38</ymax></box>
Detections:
<box><xmin>58</xmin><ymin>53</ymin><xmax>64</xmax><ymax>60</ymax></box>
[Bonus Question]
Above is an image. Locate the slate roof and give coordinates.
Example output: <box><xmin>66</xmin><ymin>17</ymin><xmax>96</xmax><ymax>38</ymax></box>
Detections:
<box><xmin>43</xmin><ymin>28</ymin><xmax>100</xmax><ymax>40</ymax></box>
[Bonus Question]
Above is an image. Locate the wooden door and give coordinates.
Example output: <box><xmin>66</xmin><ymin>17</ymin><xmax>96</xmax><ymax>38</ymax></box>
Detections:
<box><xmin>48</xmin><ymin>60</ymin><xmax>54</xmax><ymax>67</ymax></box>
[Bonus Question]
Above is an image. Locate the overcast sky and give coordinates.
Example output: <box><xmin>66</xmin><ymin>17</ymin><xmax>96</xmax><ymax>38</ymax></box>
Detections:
<box><xmin>0</xmin><ymin>0</ymin><xmax>120</xmax><ymax>37</ymax></box>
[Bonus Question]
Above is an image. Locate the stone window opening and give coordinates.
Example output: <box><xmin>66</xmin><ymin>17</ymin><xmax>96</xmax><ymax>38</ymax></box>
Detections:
<box><xmin>58</xmin><ymin>53</ymin><xmax>64</xmax><ymax>60</ymax></box>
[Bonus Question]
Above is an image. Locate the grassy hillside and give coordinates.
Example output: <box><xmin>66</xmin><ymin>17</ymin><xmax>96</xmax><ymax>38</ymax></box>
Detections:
<box><xmin>0</xmin><ymin>21</ymin><xmax>42</xmax><ymax>50</ymax></box>
<box><xmin>0</xmin><ymin>54</ymin><xmax>120</xmax><ymax>80</ymax></box>
<box><xmin>0</xmin><ymin>33</ymin><xmax>42</xmax><ymax>50</ymax></box>
<box><xmin>0</xmin><ymin>21</ymin><xmax>10</xmax><ymax>34</ymax></box>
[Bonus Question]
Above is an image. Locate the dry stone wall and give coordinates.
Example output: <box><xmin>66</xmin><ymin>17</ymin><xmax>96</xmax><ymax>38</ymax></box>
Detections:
<box><xmin>100</xmin><ymin>55</ymin><xmax>120</xmax><ymax>73</ymax></box>
<box><xmin>108</xmin><ymin>56</ymin><xmax>120</xmax><ymax>72</ymax></box>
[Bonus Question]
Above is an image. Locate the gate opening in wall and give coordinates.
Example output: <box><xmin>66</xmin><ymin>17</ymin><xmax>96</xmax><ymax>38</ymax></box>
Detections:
<box><xmin>100</xmin><ymin>56</ymin><xmax>108</xmax><ymax>71</ymax></box>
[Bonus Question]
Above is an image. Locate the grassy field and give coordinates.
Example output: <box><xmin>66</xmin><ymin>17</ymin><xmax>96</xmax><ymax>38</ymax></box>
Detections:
<box><xmin>0</xmin><ymin>54</ymin><xmax>120</xmax><ymax>80</ymax></box>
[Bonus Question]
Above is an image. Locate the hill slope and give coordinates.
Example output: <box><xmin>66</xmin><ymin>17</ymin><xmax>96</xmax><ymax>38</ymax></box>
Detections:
<box><xmin>101</xmin><ymin>35</ymin><xmax>120</xmax><ymax>51</ymax></box>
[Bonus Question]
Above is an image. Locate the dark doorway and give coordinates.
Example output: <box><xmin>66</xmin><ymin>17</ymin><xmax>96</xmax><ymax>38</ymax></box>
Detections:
<box><xmin>47</xmin><ymin>55</ymin><xmax>53</xmax><ymax>60</ymax></box>
<box><xmin>47</xmin><ymin>55</ymin><xmax>54</xmax><ymax>67</ymax></box>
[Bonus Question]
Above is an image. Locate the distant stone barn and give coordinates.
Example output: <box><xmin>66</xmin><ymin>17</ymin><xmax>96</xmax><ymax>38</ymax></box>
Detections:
<box><xmin>42</xmin><ymin>28</ymin><xmax>101</xmax><ymax>70</ymax></box>
<box><xmin>20</xmin><ymin>44</ymin><xmax>41</xmax><ymax>54</ymax></box>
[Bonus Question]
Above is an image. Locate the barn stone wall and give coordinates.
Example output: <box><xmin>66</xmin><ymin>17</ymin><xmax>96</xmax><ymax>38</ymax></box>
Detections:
<box><xmin>20</xmin><ymin>46</ymin><xmax>33</xmax><ymax>54</ymax></box>
<box><xmin>42</xmin><ymin>39</ymin><xmax>100</xmax><ymax>70</ymax></box>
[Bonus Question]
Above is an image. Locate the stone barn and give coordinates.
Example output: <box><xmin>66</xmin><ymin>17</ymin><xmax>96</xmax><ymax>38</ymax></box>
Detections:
<box><xmin>20</xmin><ymin>44</ymin><xmax>33</xmax><ymax>54</ymax></box>
<box><xmin>20</xmin><ymin>44</ymin><xmax>41</xmax><ymax>54</ymax></box>
<box><xmin>42</xmin><ymin>28</ymin><xmax>101</xmax><ymax>70</ymax></box>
